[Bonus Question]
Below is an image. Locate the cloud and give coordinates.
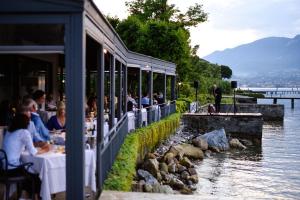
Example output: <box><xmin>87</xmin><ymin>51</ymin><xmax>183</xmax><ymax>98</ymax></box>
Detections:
<box><xmin>94</xmin><ymin>0</ymin><xmax>300</xmax><ymax>58</ymax></box>
<box><xmin>191</xmin><ymin>23</ymin><xmax>261</xmax><ymax>57</ymax></box>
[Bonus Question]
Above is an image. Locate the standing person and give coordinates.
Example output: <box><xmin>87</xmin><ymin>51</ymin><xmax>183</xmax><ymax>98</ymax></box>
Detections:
<box><xmin>32</xmin><ymin>90</ymin><xmax>49</xmax><ymax>124</ymax></box>
<box><xmin>127</xmin><ymin>92</ymin><xmax>137</xmax><ymax>111</ymax></box>
<box><xmin>213</xmin><ymin>84</ymin><xmax>222</xmax><ymax>113</ymax></box>
<box><xmin>141</xmin><ymin>93</ymin><xmax>150</xmax><ymax>108</ymax></box>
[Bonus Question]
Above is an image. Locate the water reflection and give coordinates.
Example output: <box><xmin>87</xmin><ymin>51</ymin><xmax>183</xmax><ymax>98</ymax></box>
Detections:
<box><xmin>195</xmin><ymin>100</ymin><xmax>300</xmax><ymax>199</ymax></box>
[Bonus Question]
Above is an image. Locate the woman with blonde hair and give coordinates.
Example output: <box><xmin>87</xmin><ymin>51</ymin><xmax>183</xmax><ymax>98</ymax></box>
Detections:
<box><xmin>47</xmin><ymin>101</ymin><xmax>66</xmax><ymax>130</ymax></box>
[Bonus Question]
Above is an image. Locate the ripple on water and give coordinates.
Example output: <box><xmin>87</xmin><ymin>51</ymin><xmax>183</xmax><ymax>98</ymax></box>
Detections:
<box><xmin>195</xmin><ymin>102</ymin><xmax>300</xmax><ymax>199</ymax></box>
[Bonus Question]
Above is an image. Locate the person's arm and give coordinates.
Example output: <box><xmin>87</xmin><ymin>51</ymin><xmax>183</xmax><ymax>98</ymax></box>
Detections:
<box><xmin>38</xmin><ymin>117</ymin><xmax>50</xmax><ymax>141</ymax></box>
<box><xmin>37</xmin><ymin>143</ymin><xmax>50</xmax><ymax>154</ymax></box>
<box><xmin>23</xmin><ymin>130</ymin><xmax>38</xmax><ymax>155</ymax></box>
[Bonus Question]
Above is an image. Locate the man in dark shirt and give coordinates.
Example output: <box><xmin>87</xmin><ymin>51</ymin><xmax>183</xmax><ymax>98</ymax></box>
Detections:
<box><xmin>213</xmin><ymin>84</ymin><xmax>222</xmax><ymax>113</ymax></box>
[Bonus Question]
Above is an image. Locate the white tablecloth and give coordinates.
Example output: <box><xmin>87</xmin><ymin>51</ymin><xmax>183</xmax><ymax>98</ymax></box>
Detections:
<box><xmin>103</xmin><ymin>122</ymin><xmax>109</xmax><ymax>145</ymax></box>
<box><xmin>153</xmin><ymin>105</ymin><xmax>161</xmax><ymax>121</ymax></box>
<box><xmin>141</xmin><ymin>108</ymin><xmax>147</xmax><ymax>125</ymax></box>
<box><xmin>21</xmin><ymin>150</ymin><xmax>96</xmax><ymax>200</ymax></box>
<box><xmin>127</xmin><ymin>111</ymin><xmax>135</xmax><ymax>132</ymax></box>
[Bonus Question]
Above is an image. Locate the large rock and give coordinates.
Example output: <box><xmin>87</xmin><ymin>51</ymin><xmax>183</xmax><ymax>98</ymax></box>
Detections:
<box><xmin>164</xmin><ymin>152</ymin><xmax>175</xmax><ymax>164</ymax></box>
<box><xmin>159</xmin><ymin>162</ymin><xmax>169</xmax><ymax>173</ymax></box>
<box><xmin>152</xmin><ymin>184</ymin><xmax>174</xmax><ymax>194</ymax></box>
<box><xmin>145</xmin><ymin>153</ymin><xmax>157</xmax><ymax>159</ymax></box>
<box><xmin>180</xmin><ymin>186</ymin><xmax>193</xmax><ymax>195</ymax></box>
<box><xmin>169</xmin><ymin>177</ymin><xmax>185</xmax><ymax>190</ymax></box>
<box><xmin>137</xmin><ymin>169</ymin><xmax>158</xmax><ymax>185</ymax></box>
<box><xmin>188</xmin><ymin>175</ymin><xmax>199</xmax><ymax>183</ymax></box>
<box><xmin>180</xmin><ymin>157</ymin><xmax>194</xmax><ymax>168</ymax></box>
<box><xmin>192</xmin><ymin>137</ymin><xmax>208</xmax><ymax>150</ymax></box>
<box><xmin>181</xmin><ymin>171</ymin><xmax>190</xmax><ymax>180</ymax></box>
<box><xmin>143</xmin><ymin>159</ymin><xmax>160</xmax><ymax>176</ymax></box>
<box><xmin>144</xmin><ymin>183</ymin><xmax>153</xmax><ymax>192</ymax></box>
<box><xmin>132</xmin><ymin>180</ymin><xmax>145</xmax><ymax>192</ymax></box>
<box><xmin>240</xmin><ymin>139</ymin><xmax>253</xmax><ymax>146</ymax></box>
<box><xmin>229</xmin><ymin>138</ymin><xmax>247</xmax><ymax>149</ymax></box>
<box><xmin>161</xmin><ymin>171</ymin><xmax>172</xmax><ymax>183</ymax></box>
<box><xmin>188</xmin><ymin>168</ymin><xmax>197</xmax><ymax>176</ymax></box>
<box><xmin>177</xmin><ymin>164</ymin><xmax>187</xmax><ymax>173</ymax></box>
<box><xmin>171</xmin><ymin>144</ymin><xmax>204</xmax><ymax>159</ymax></box>
<box><xmin>168</xmin><ymin>163</ymin><xmax>177</xmax><ymax>173</ymax></box>
<box><xmin>200</xmin><ymin>128</ymin><xmax>229</xmax><ymax>151</ymax></box>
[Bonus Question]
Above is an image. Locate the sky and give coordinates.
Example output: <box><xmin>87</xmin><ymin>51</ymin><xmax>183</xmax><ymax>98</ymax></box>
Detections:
<box><xmin>94</xmin><ymin>0</ymin><xmax>300</xmax><ymax>57</ymax></box>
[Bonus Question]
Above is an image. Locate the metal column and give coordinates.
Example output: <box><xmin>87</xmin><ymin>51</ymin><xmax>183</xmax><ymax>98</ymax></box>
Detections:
<box><xmin>123</xmin><ymin>64</ymin><xmax>128</xmax><ymax>113</ymax></box>
<box><xmin>138</xmin><ymin>68</ymin><xmax>142</xmax><ymax>127</ymax></box>
<box><xmin>65</xmin><ymin>13</ymin><xmax>85</xmax><ymax>200</ymax></box>
<box><xmin>163</xmin><ymin>73</ymin><xmax>167</xmax><ymax>103</ymax></box>
<box><xmin>118</xmin><ymin>62</ymin><xmax>122</xmax><ymax>119</ymax></box>
<box><xmin>171</xmin><ymin>75</ymin><xmax>176</xmax><ymax>101</ymax></box>
<box><xmin>96</xmin><ymin>45</ymin><xmax>104</xmax><ymax>193</ymax></box>
<box><xmin>110</xmin><ymin>56</ymin><xmax>115</xmax><ymax>128</ymax></box>
<box><xmin>148</xmin><ymin>70</ymin><xmax>153</xmax><ymax>124</ymax></box>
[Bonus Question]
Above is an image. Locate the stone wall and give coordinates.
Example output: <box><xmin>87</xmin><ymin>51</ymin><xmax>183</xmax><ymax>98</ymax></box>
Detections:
<box><xmin>182</xmin><ymin>113</ymin><xmax>263</xmax><ymax>144</ymax></box>
<box><xmin>220</xmin><ymin>104</ymin><xmax>284</xmax><ymax>121</ymax></box>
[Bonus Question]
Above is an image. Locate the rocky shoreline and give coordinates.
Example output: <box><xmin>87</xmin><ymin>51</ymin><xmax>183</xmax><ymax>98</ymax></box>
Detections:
<box><xmin>132</xmin><ymin>125</ymin><xmax>251</xmax><ymax>195</ymax></box>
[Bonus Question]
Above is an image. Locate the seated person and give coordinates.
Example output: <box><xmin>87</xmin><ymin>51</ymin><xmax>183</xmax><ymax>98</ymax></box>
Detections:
<box><xmin>86</xmin><ymin>96</ymin><xmax>97</xmax><ymax>114</ymax></box>
<box><xmin>157</xmin><ymin>92</ymin><xmax>164</xmax><ymax>106</ymax></box>
<box><xmin>3</xmin><ymin>113</ymin><xmax>49</xmax><ymax>198</ymax></box>
<box><xmin>45</xmin><ymin>94</ymin><xmax>57</xmax><ymax>110</ymax></box>
<box><xmin>32</xmin><ymin>90</ymin><xmax>49</xmax><ymax>124</ymax></box>
<box><xmin>18</xmin><ymin>105</ymin><xmax>45</xmax><ymax>143</ymax></box>
<box><xmin>47</xmin><ymin>101</ymin><xmax>66</xmax><ymax>131</ymax></box>
<box><xmin>24</xmin><ymin>99</ymin><xmax>50</xmax><ymax>142</ymax></box>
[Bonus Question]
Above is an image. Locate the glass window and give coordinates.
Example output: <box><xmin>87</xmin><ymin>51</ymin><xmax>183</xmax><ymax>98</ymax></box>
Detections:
<box><xmin>0</xmin><ymin>24</ymin><xmax>64</xmax><ymax>45</ymax></box>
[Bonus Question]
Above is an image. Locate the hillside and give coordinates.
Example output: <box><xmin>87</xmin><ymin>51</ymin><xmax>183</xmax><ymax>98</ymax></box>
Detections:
<box><xmin>203</xmin><ymin>35</ymin><xmax>300</xmax><ymax>77</ymax></box>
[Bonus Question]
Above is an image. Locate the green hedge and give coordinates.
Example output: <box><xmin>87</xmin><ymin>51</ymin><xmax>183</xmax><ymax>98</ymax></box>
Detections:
<box><xmin>103</xmin><ymin>113</ymin><xmax>181</xmax><ymax>191</ymax></box>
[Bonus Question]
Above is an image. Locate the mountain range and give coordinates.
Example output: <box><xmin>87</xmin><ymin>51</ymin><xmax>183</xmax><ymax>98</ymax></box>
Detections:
<box><xmin>203</xmin><ymin>35</ymin><xmax>300</xmax><ymax>77</ymax></box>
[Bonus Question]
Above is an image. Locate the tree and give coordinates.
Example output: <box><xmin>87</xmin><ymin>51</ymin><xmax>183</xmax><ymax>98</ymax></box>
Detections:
<box><xmin>110</xmin><ymin>0</ymin><xmax>232</xmax><ymax>95</ymax></box>
<box><xmin>106</xmin><ymin>15</ymin><xmax>121</xmax><ymax>30</ymax></box>
<box><xmin>220</xmin><ymin>65</ymin><xmax>232</xmax><ymax>79</ymax></box>
<box><xmin>125</xmin><ymin>0</ymin><xmax>207</xmax><ymax>28</ymax></box>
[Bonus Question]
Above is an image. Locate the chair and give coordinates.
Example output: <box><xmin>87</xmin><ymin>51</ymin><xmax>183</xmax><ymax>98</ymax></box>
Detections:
<box><xmin>0</xmin><ymin>149</ymin><xmax>35</xmax><ymax>200</ymax></box>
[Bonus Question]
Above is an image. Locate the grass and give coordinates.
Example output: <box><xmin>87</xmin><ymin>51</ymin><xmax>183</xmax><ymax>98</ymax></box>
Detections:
<box><xmin>103</xmin><ymin>113</ymin><xmax>181</xmax><ymax>191</ymax></box>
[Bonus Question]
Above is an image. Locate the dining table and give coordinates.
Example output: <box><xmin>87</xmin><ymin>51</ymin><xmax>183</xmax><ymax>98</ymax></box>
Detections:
<box><xmin>21</xmin><ymin>148</ymin><xmax>96</xmax><ymax>200</ymax></box>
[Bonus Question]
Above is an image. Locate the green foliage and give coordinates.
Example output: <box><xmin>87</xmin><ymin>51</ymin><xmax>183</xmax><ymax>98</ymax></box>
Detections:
<box><xmin>106</xmin><ymin>15</ymin><xmax>121</xmax><ymax>30</ymax></box>
<box><xmin>125</xmin><ymin>0</ymin><xmax>207</xmax><ymax>27</ymax></box>
<box><xmin>177</xmin><ymin>3</ymin><xmax>208</xmax><ymax>27</ymax></box>
<box><xmin>176</xmin><ymin>100</ymin><xmax>189</xmax><ymax>113</ymax></box>
<box><xmin>111</xmin><ymin>0</ymin><xmax>232</xmax><ymax>99</ymax></box>
<box><xmin>220</xmin><ymin>65</ymin><xmax>232</xmax><ymax>79</ymax></box>
<box><xmin>103</xmin><ymin>113</ymin><xmax>181</xmax><ymax>191</ymax></box>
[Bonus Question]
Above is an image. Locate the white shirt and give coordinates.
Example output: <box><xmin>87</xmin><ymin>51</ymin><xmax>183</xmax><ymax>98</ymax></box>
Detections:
<box><xmin>3</xmin><ymin>129</ymin><xmax>38</xmax><ymax>169</ymax></box>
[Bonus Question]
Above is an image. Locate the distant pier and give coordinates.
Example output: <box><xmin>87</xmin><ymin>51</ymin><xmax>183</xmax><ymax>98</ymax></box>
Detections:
<box><xmin>245</xmin><ymin>88</ymin><xmax>300</xmax><ymax>109</ymax></box>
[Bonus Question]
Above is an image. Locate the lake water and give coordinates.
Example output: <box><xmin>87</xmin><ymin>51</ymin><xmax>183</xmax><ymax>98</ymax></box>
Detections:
<box><xmin>195</xmin><ymin>99</ymin><xmax>300</xmax><ymax>199</ymax></box>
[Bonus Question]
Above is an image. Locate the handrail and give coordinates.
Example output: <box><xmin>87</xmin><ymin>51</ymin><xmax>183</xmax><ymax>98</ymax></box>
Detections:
<box><xmin>132</xmin><ymin>100</ymin><xmax>176</xmax><ymax>112</ymax></box>
<box><xmin>100</xmin><ymin>114</ymin><xmax>127</xmax><ymax>153</ymax></box>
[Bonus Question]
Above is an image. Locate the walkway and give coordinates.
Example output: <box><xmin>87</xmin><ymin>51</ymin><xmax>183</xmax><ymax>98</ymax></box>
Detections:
<box><xmin>99</xmin><ymin>191</ymin><xmax>215</xmax><ymax>200</ymax></box>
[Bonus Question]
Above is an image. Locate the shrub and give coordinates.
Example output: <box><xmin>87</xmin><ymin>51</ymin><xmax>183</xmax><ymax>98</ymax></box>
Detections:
<box><xmin>103</xmin><ymin>113</ymin><xmax>181</xmax><ymax>191</ymax></box>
